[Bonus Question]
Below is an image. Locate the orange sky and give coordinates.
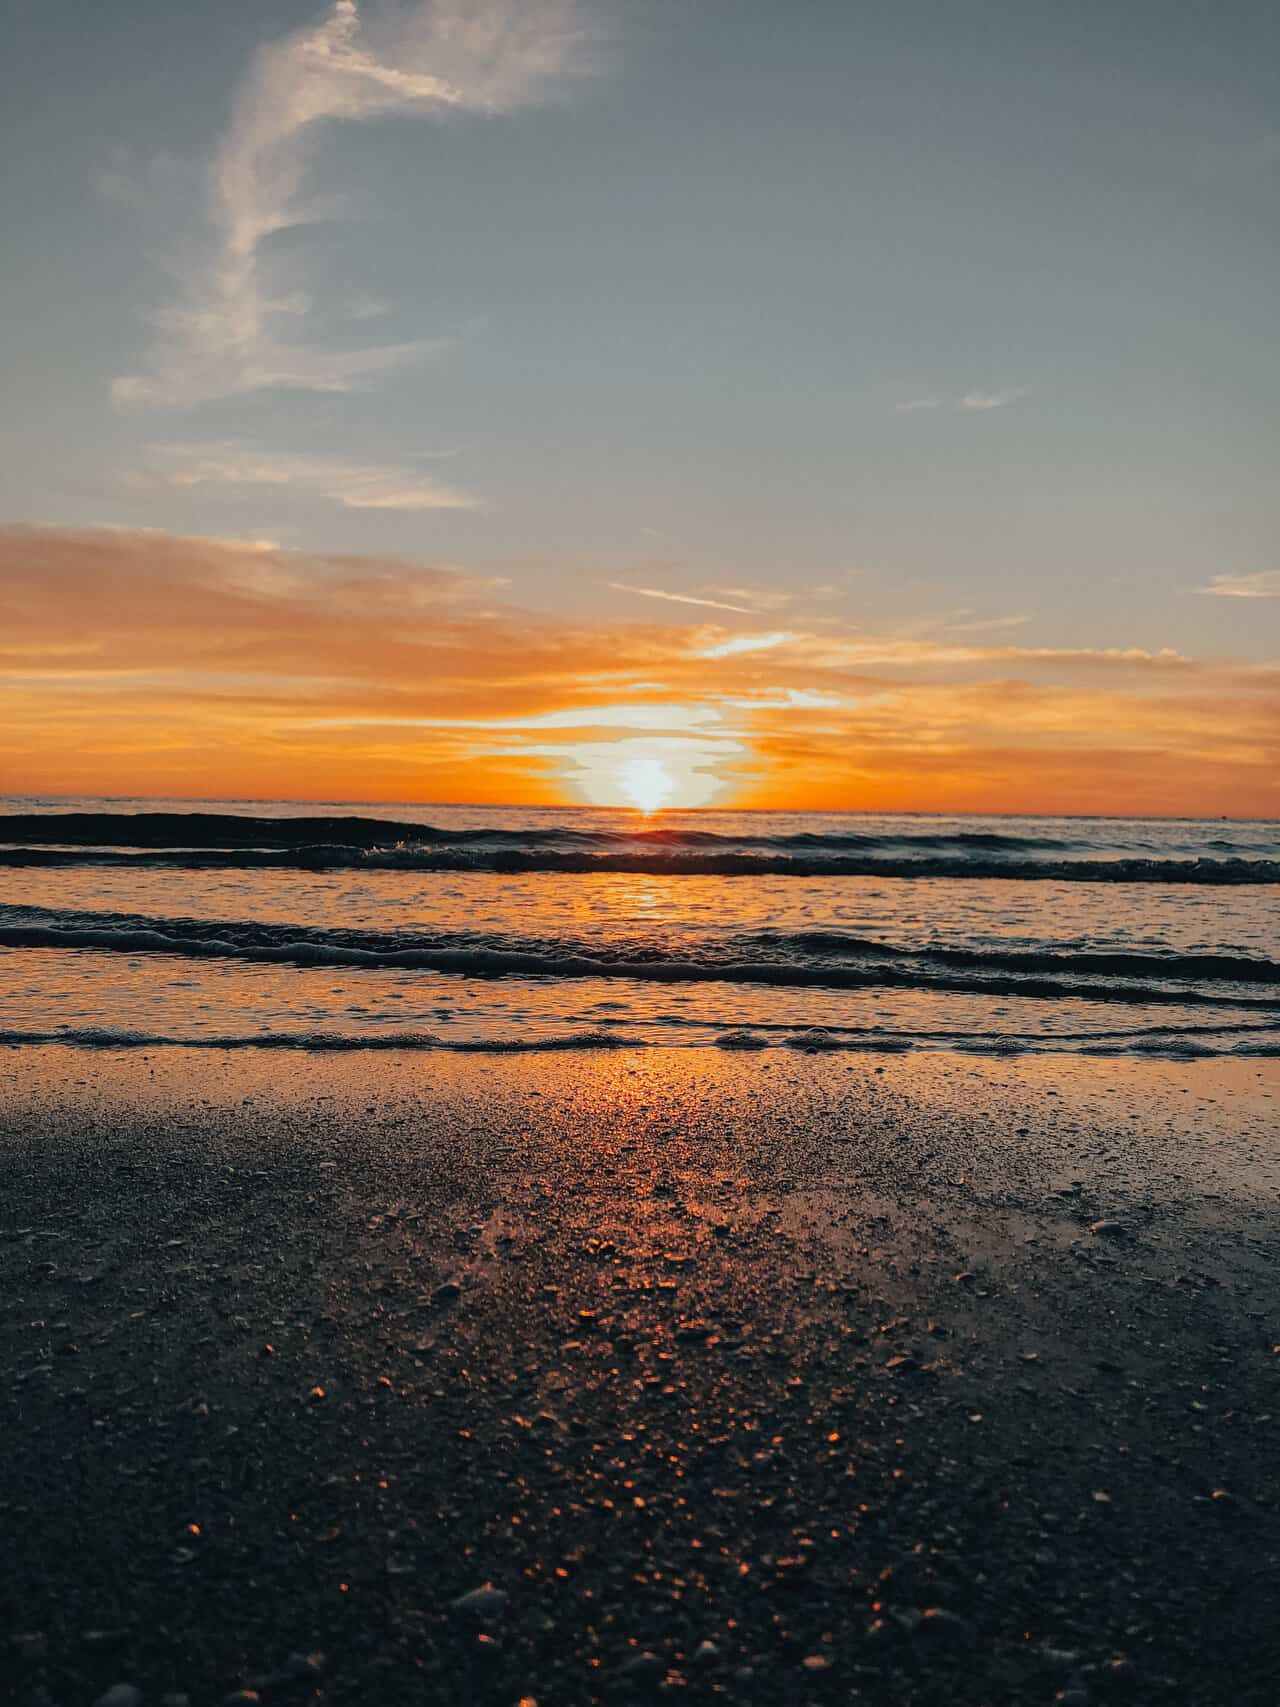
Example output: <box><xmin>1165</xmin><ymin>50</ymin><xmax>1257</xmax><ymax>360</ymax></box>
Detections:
<box><xmin>3</xmin><ymin>525</ymin><xmax>1277</xmax><ymax>816</ymax></box>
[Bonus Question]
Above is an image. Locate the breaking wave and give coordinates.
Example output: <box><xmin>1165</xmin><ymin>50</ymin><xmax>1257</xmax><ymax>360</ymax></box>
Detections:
<box><xmin>3</xmin><ymin>905</ymin><xmax>1278</xmax><ymax>1013</ymax></box>
<box><xmin>0</xmin><ymin>1024</ymin><xmax>1274</xmax><ymax>1059</ymax></box>
<box><xmin>0</xmin><ymin>844</ymin><xmax>1276</xmax><ymax>884</ymax></box>
<box><xmin>1</xmin><ymin>810</ymin><xmax>1275</xmax><ymax>883</ymax></box>
<box><xmin>0</xmin><ymin>1026</ymin><xmax>644</xmax><ymax>1052</ymax></box>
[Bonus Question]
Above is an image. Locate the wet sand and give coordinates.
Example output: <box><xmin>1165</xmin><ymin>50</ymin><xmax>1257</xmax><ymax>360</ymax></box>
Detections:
<box><xmin>2</xmin><ymin>1046</ymin><xmax>1278</xmax><ymax>1706</ymax></box>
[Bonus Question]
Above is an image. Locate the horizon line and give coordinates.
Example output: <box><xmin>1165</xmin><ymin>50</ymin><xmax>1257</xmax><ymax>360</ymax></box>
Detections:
<box><xmin>0</xmin><ymin>793</ymin><xmax>1274</xmax><ymax>825</ymax></box>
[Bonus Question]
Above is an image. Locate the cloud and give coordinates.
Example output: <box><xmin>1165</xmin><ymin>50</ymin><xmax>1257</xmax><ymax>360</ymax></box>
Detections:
<box><xmin>704</xmin><ymin>584</ymin><xmax>792</xmax><ymax>612</ymax></box>
<box><xmin>134</xmin><ymin>441</ymin><xmax>479</xmax><ymax>511</ymax></box>
<box><xmin>794</xmin><ymin>634</ymin><xmax>1196</xmax><ymax>673</ymax></box>
<box><xmin>958</xmin><ymin>387</ymin><xmax>1028</xmax><ymax>412</ymax></box>
<box><xmin>720</xmin><ymin>687</ymin><xmax>851</xmax><ymax>711</ymax></box>
<box><xmin>943</xmin><ymin>612</ymin><xmax>1032</xmax><ymax>635</ymax></box>
<box><xmin>896</xmin><ymin>387</ymin><xmax>1028</xmax><ymax>415</ymax></box>
<box><xmin>609</xmin><ymin>583</ymin><xmax>753</xmax><ymax>614</ymax></box>
<box><xmin>697</xmin><ymin>631</ymin><xmax>792</xmax><ymax>660</ymax></box>
<box><xmin>347</xmin><ymin>293</ymin><xmax>393</xmax><ymax>320</ymax></box>
<box><xmin>3</xmin><ymin>526</ymin><xmax>1275</xmax><ymax>814</ymax></box>
<box><xmin>112</xmin><ymin>0</ymin><xmax>599</xmax><ymax>408</ymax></box>
<box><xmin>1195</xmin><ymin>571</ymin><xmax>1280</xmax><ymax>599</ymax></box>
<box><xmin>308</xmin><ymin>700</ymin><xmax>728</xmax><ymax>734</ymax></box>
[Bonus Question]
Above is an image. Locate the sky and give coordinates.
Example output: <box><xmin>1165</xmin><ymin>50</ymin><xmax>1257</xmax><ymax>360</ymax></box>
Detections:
<box><xmin>2</xmin><ymin>0</ymin><xmax>1277</xmax><ymax>814</ymax></box>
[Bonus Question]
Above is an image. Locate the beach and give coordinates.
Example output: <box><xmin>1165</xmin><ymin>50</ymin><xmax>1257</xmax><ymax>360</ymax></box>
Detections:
<box><xmin>4</xmin><ymin>1044</ymin><xmax>1277</xmax><ymax>1706</ymax></box>
<box><xmin>8</xmin><ymin>0</ymin><xmax>1280</xmax><ymax>1697</ymax></box>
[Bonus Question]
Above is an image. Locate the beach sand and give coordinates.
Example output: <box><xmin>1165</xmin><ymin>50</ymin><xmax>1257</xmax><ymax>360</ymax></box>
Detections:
<box><xmin>2</xmin><ymin>1046</ymin><xmax>1277</xmax><ymax>1705</ymax></box>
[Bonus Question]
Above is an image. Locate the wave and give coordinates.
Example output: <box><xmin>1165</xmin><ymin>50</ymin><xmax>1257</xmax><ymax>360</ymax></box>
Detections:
<box><xmin>0</xmin><ymin>811</ymin><xmax>1092</xmax><ymax>852</ymax></box>
<box><xmin>0</xmin><ymin>843</ymin><xmax>1275</xmax><ymax>884</ymax></box>
<box><xmin>1</xmin><ymin>810</ymin><xmax>1274</xmax><ymax>885</ymax></box>
<box><xmin>750</xmin><ymin>931</ymin><xmax>1280</xmax><ymax>984</ymax></box>
<box><xmin>0</xmin><ymin>1024</ymin><xmax>1275</xmax><ymax>1059</ymax></box>
<box><xmin>0</xmin><ymin>1025</ymin><xmax>643</xmax><ymax>1053</ymax></box>
<box><xmin>4</xmin><ymin>908</ymin><xmax>1279</xmax><ymax>1012</ymax></box>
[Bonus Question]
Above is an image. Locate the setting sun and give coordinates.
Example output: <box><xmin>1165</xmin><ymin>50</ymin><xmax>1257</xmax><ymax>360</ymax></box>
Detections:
<box><xmin>618</xmin><ymin>757</ymin><xmax>674</xmax><ymax>814</ymax></box>
<box><xmin>564</xmin><ymin>738</ymin><xmax>733</xmax><ymax>812</ymax></box>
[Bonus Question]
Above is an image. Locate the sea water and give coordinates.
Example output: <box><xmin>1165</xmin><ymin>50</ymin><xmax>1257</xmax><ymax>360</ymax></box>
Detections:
<box><xmin>0</xmin><ymin>799</ymin><xmax>1276</xmax><ymax>1058</ymax></box>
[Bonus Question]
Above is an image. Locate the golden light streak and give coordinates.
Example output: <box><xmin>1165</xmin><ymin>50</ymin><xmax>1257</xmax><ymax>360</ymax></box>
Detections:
<box><xmin>1</xmin><ymin>526</ymin><xmax>1276</xmax><ymax>817</ymax></box>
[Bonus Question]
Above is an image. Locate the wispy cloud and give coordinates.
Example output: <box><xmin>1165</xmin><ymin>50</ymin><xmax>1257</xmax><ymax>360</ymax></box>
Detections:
<box><xmin>958</xmin><ymin>387</ymin><xmax>1028</xmax><ymax>412</ymax></box>
<box><xmin>347</xmin><ymin>293</ymin><xmax>393</xmax><ymax>321</ymax></box>
<box><xmin>896</xmin><ymin>387</ymin><xmax>1028</xmax><ymax>415</ymax></box>
<box><xmin>944</xmin><ymin>611</ymin><xmax>1032</xmax><ymax>635</ymax></box>
<box><xmin>112</xmin><ymin>0</ymin><xmax>598</xmax><ymax>408</ymax></box>
<box><xmin>697</xmin><ymin>631</ymin><xmax>792</xmax><ymax>659</ymax></box>
<box><xmin>704</xmin><ymin>584</ymin><xmax>792</xmax><ymax>612</ymax></box>
<box><xmin>307</xmin><ymin>701</ymin><xmax>728</xmax><ymax>734</ymax></box>
<box><xmin>609</xmin><ymin>583</ymin><xmax>753</xmax><ymax>614</ymax></box>
<box><xmin>796</xmin><ymin>635</ymin><xmax>1194</xmax><ymax>672</ymax></box>
<box><xmin>1195</xmin><ymin>571</ymin><xmax>1280</xmax><ymax>599</ymax></box>
<box><xmin>132</xmin><ymin>441</ymin><xmax>479</xmax><ymax>511</ymax></box>
<box><xmin>721</xmin><ymin>687</ymin><xmax>850</xmax><ymax>711</ymax></box>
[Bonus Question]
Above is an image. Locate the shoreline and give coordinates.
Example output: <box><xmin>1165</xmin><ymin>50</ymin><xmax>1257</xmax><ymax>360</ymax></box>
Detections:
<box><xmin>3</xmin><ymin>1046</ymin><xmax>1278</xmax><ymax>1704</ymax></box>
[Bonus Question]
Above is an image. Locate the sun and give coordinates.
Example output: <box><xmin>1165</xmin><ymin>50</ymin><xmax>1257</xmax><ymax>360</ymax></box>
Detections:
<box><xmin>564</xmin><ymin>736</ymin><xmax>734</xmax><ymax>810</ymax></box>
<box><xmin>618</xmin><ymin>756</ymin><xmax>675</xmax><ymax>814</ymax></box>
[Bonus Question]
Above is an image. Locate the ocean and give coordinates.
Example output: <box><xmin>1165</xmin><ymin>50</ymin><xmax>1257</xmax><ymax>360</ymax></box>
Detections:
<box><xmin>0</xmin><ymin>799</ymin><xmax>1276</xmax><ymax>1059</ymax></box>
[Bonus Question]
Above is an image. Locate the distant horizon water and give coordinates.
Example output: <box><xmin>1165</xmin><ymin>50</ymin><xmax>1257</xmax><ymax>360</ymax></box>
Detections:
<box><xmin>6</xmin><ymin>794</ymin><xmax>1278</xmax><ymax>824</ymax></box>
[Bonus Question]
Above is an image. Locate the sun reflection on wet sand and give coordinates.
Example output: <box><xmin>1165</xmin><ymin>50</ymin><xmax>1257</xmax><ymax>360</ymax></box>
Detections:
<box><xmin>4</xmin><ymin>1044</ymin><xmax>1278</xmax><ymax>1699</ymax></box>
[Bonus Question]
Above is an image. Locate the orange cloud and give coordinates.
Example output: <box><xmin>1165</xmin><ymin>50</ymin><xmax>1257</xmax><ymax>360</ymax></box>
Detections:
<box><xmin>2</xmin><ymin>526</ymin><xmax>1276</xmax><ymax>815</ymax></box>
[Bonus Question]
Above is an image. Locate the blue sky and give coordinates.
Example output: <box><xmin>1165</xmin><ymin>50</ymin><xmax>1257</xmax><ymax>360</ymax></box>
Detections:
<box><xmin>5</xmin><ymin>0</ymin><xmax>1279</xmax><ymax>643</ymax></box>
<box><xmin>2</xmin><ymin>2</ymin><xmax>1278</xmax><ymax>812</ymax></box>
